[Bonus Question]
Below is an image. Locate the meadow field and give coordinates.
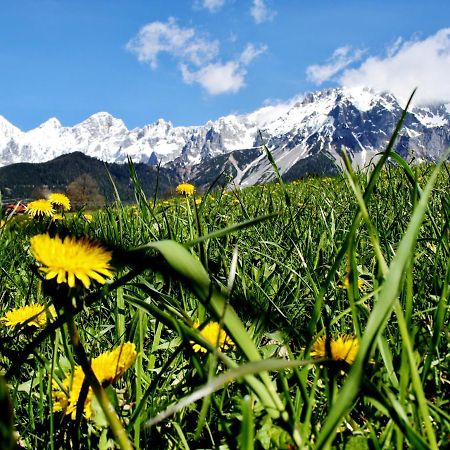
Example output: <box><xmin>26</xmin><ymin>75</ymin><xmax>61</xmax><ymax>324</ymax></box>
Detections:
<box><xmin>0</xmin><ymin>133</ymin><xmax>449</xmax><ymax>448</ymax></box>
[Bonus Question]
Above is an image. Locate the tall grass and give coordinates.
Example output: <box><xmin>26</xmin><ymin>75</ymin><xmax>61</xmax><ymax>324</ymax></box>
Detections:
<box><xmin>0</xmin><ymin>122</ymin><xmax>449</xmax><ymax>448</ymax></box>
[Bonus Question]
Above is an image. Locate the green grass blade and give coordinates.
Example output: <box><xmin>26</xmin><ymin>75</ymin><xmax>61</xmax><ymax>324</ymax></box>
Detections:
<box><xmin>315</xmin><ymin>158</ymin><xmax>442</xmax><ymax>449</ymax></box>
<box><xmin>143</xmin><ymin>358</ymin><xmax>316</xmax><ymax>428</ymax></box>
<box><xmin>239</xmin><ymin>396</ymin><xmax>255</xmax><ymax>450</ymax></box>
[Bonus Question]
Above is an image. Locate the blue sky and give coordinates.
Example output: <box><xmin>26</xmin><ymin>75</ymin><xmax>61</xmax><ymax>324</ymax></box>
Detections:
<box><xmin>1</xmin><ymin>0</ymin><xmax>449</xmax><ymax>130</ymax></box>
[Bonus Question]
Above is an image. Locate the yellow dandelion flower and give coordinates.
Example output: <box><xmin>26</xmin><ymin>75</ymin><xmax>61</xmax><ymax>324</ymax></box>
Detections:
<box><xmin>176</xmin><ymin>183</ymin><xmax>195</xmax><ymax>196</ymax></box>
<box><xmin>52</xmin><ymin>379</ymin><xmax>70</xmax><ymax>412</ymax></box>
<box><xmin>83</xmin><ymin>213</ymin><xmax>93</xmax><ymax>222</ymax></box>
<box><xmin>92</xmin><ymin>342</ymin><xmax>138</xmax><ymax>383</ymax></box>
<box><xmin>338</xmin><ymin>276</ymin><xmax>365</xmax><ymax>291</ymax></box>
<box><xmin>53</xmin><ymin>342</ymin><xmax>137</xmax><ymax>419</ymax></box>
<box><xmin>65</xmin><ymin>366</ymin><xmax>93</xmax><ymax>418</ymax></box>
<box><xmin>27</xmin><ymin>199</ymin><xmax>54</xmax><ymax>218</ymax></box>
<box><xmin>48</xmin><ymin>193</ymin><xmax>71</xmax><ymax>211</ymax></box>
<box><xmin>310</xmin><ymin>334</ymin><xmax>360</xmax><ymax>365</ymax></box>
<box><xmin>0</xmin><ymin>304</ymin><xmax>55</xmax><ymax>328</ymax></box>
<box><xmin>191</xmin><ymin>321</ymin><xmax>234</xmax><ymax>353</ymax></box>
<box><xmin>195</xmin><ymin>198</ymin><xmax>202</xmax><ymax>205</ymax></box>
<box><xmin>30</xmin><ymin>234</ymin><xmax>114</xmax><ymax>288</ymax></box>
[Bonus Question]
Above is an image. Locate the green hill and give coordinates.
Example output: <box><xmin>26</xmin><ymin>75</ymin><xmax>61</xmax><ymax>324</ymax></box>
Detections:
<box><xmin>0</xmin><ymin>152</ymin><xmax>180</xmax><ymax>203</ymax></box>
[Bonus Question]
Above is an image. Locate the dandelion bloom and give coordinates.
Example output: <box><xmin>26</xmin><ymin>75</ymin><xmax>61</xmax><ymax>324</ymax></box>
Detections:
<box><xmin>83</xmin><ymin>213</ymin><xmax>93</xmax><ymax>222</ymax></box>
<box><xmin>53</xmin><ymin>342</ymin><xmax>137</xmax><ymax>419</ymax></box>
<box><xmin>310</xmin><ymin>334</ymin><xmax>360</xmax><ymax>365</ymax></box>
<box><xmin>48</xmin><ymin>193</ymin><xmax>71</xmax><ymax>211</ymax></box>
<box><xmin>0</xmin><ymin>304</ymin><xmax>55</xmax><ymax>328</ymax></box>
<box><xmin>338</xmin><ymin>276</ymin><xmax>365</xmax><ymax>291</ymax></box>
<box><xmin>176</xmin><ymin>183</ymin><xmax>195</xmax><ymax>196</ymax></box>
<box><xmin>191</xmin><ymin>321</ymin><xmax>234</xmax><ymax>353</ymax></box>
<box><xmin>30</xmin><ymin>234</ymin><xmax>114</xmax><ymax>288</ymax></box>
<box><xmin>27</xmin><ymin>199</ymin><xmax>54</xmax><ymax>218</ymax></box>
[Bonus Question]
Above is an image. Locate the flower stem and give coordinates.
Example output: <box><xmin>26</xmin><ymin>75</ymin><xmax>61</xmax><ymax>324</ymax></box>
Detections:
<box><xmin>66</xmin><ymin>311</ymin><xmax>133</xmax><ymax>450</ymax></box>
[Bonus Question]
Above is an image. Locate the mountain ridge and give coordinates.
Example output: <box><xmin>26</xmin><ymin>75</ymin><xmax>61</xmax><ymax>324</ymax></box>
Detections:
<box><xmin>1</xmin><ymin>86</ymin><xmax>449</xmax><ymax>188</ymax></box>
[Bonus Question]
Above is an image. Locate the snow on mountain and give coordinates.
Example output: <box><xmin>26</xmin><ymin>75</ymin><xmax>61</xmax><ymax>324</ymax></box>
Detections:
<box><xmin>0</xmin><ymin>87</ymin><xmax>449</xmax><ymax>187</ymax></box>
<box><xmin>0</xmin><ymin>116</ymin><xmax>23</xmax><ymax>155</ymax></box>
<box><xmin>190</xmin><ymin>86</ymin><xmax>450</xmax><ymax>187</ymax></box>
<box><xmin>121</xmin><ymin>119</ymin><xmax>194</xmax><ymax>164</ymax></box>
<box><xmin>414</xmin><ymin>105</ymin><xmax>450</xmax><ymax>127</ymax></box>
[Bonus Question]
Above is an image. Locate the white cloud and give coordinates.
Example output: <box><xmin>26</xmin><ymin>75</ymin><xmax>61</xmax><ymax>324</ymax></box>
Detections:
<box><xmin>306</xmin><ymin>46</ymin><xmax>365</xmax><ymax>84</ymax></box>
<box><xmin>180</xmin><ymin>44</ymin><xmax>267</xmax><ymax>95</ymax></box>
<box><xmin>239</xmin><ymin>43</ymin><xmax>268</xmax><ymax>65</ymax></box>
<box><xmin>308</xmin><ymin>28</ymin><xmax>450</xmax><ymax>105</ymax></box>
<box><xmin>387</xmin><ymin>37</ymin><xmax>404</xmax><ymax>58</ymax></box>
<box><xmin>128</xmin><ymin>18</ymin><xmax>267</xmax><ymax>95</ymax></box>
<box><xmin>339</xmin><ymin>28</ymin><xmax>450</xmax><ymax>105</ymax></box>
<box><xmin>126</xmin><ymin>17</ymin><xmax>219</xmax><ymax>69</ymax></box>
<box><xmin>181</xmin><ymin>62</ymin><xmax>245</xmax><ymax>95</ymax></box>
<box><xmin>250</xmin><ymin>0</ymin><xmax>276</xmax><ymax>24</ymax></box>
<box><xmin>196</xmin><ymin>0</ymin><xmax>226</xmax><ymax>12</ymax></box>
<box><xmin>249</xmin><ymin>96</ymin><xmax>303</xmax><ymax>126</ymax></box>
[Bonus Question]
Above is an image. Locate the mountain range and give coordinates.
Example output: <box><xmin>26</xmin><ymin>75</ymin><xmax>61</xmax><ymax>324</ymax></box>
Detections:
<box><xmin>0</xmin><ymin>86</ymin><xmax>449</xmax><ymax>197</ymax></box>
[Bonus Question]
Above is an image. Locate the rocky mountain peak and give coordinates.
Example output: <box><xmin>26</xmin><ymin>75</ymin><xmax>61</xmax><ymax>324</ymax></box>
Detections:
<box><xmin>0</xmin><ymin>87</ymin><xmax>448</xmax><ymax>188</ymax></box>
<box><xmin>38</xmin><ymin>117</ymin><xmax>62</xmax><ymax>129</ymax></box>
<box><xmin>0</xmin><ymin>115</ymin><xmax>22</xmax><ymax>138</ymax></box>
<box><xmin>76</xmin><ymin>112</ymin><xmax>128</xmax><ymax>136</ymax></box>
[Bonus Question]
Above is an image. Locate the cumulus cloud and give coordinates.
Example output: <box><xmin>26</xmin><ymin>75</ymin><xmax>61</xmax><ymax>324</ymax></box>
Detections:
<box><xmin>181</xmin><ymin>62</ymin><xmax>245</xmax><ymax>95</ymax></box>
<box><xmin>250</xmin><ymin>0</ymin><xmax>276</xmax><ymax>24</ymax></box>
<box><xmin>339</xmin><ymin>28</ymin><xmax>450</xmax><ymax>104</ymax></box>
<box><xmin>180</xmin><ymin>44</ymin><xmax>267</xmax><ymax>95</ymax></box>
<box><xmin>127</xmin><ymin>18</ymin><xmax>267</xmax><ymax>95</ymax></box>
<box><xmin>249</xmin><ymin>96</ymin><xmax>303</xmax><ymax>126</ymax></box>
<box><xmin>196</xmin><ymin>0</ymin><xmax>226</xmax><ymax>12</ymax></box>
<box><xmin>126</xmin><ymin>17</ymin><xmax>219</xmax><ymax>69</ymax></box>
<box><xmin>307</xmin><ymin>28</ymin><xmax>450</xmax><ymax>105</ymax></box>
<box><xmin>306</xmin><ymin>46</ymin><xmax>365</xmax><ymax>84</ymax></box>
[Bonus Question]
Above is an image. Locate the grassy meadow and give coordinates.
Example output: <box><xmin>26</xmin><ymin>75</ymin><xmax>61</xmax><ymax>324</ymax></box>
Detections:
<box><xmin>0</xmin><ymin>133</ymin><xmax>449</xmax><ymax>448</ymax></box>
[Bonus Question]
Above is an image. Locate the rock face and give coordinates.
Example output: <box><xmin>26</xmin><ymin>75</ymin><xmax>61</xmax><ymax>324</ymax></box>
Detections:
<box><xmin>0</xmin><ymin>87</ymin><xmax>449</xmax><ymax>186</ymax></box>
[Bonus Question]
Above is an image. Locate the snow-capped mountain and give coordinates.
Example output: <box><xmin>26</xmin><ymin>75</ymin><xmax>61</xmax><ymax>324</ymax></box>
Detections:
<box><xmin>1</xmin><ymin>87</ymin><xmax>449</xmax><ymax>186</ymax></box>
<box><xmin>228</xmin><ymin>88</ymin><xmax>450</xmax><ymax>186</ymax></box>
